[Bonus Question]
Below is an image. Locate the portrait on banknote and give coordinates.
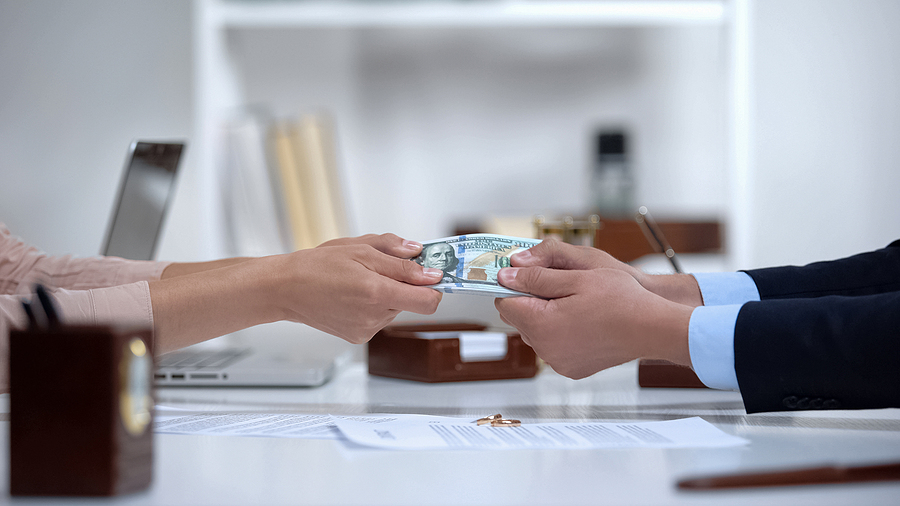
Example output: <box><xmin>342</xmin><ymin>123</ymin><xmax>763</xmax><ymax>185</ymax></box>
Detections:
<box><xmin>415</xmin><ymin>242</ymin><xmax>464</xmax><ymax>283</ymax></box>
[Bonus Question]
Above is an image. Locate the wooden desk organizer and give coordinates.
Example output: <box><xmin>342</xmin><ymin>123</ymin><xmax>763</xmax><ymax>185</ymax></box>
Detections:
<box><xmin>9</xmin><ymin>324</ymin><xmax>154</xmax><ymax>496</ymax></box>
<box><xmin>368</xmin><ymin>322</ymin><xmax>538</xmax><ymax>383</ymax></box>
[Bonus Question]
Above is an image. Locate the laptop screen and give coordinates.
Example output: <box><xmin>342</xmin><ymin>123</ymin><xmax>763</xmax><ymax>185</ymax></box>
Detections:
<box><xmin>101</xmin><ymin>141</ymin><xmax>184</xmax><ymax>260</ymax></box>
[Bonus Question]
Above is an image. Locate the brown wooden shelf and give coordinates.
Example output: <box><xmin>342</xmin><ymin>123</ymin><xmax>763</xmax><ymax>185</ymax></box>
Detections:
<box><xmin>592</xmin><ymin>217</ymin><xmax>722</xmax><ymax>263</ymax></box>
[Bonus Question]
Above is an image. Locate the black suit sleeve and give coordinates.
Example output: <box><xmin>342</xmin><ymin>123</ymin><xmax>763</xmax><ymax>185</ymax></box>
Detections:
<box><xmin>734</xmin><ymin>291</ymin><xmax>900</xmax><ymax>413</ymax></box>
<box><xmin>732</xmin><ymin>240</ymin><xmax>900</xmax><ymax>413</ymax></box>
<box><xmin>741</xmin><ymin>240</ymin><xmax>900</xmax><ymax>299</ymax></box>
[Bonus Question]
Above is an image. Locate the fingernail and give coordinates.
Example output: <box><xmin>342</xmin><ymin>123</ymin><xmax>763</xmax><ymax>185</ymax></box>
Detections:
<box><xmin>498</xmin><ymin>267</ymin><xmax>519</xmax><ymax>284</ymax></box>
<box><xmin>424</xmin><ymin>268</ymin><xmax>443</xmax><ymax>278</ymax></box>
<box><xmin>403</xmin><ymin>240</ymin><xmax>423</xmax><ymax>249</ymax></box>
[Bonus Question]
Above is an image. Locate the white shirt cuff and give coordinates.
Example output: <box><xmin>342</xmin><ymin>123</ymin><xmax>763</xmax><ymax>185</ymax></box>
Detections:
<box><xmin>688</xmin><ymin>304</ymin><xmax>742</xmax><ymax>391</ymax></box>
<box><xmin>692</xmin><ymin>272</ymin><xmax>760</xmax><ymax>306</ymax></box>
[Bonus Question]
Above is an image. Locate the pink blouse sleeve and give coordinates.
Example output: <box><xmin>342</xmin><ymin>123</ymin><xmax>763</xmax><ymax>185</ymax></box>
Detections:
<box><xmin>0</xmin><ymin>222</ymin><xmax>170</xmax><ymax>295</ymax></box>
<box><xmin>0</xmin><ymin>223</ymin><xmax>170</xmax><ymax>393</ymax></box>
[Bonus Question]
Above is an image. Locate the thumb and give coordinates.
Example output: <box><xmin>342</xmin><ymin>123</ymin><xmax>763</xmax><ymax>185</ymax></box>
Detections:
<box><xmin>497</xmin><ymin>266</ymin><xmax>583</xmax><ymax>299</ymax></box>
<box><xmin>366</xmin><ymin>251</ymin><xmax>444</xmax><ymax>286</ymax></box>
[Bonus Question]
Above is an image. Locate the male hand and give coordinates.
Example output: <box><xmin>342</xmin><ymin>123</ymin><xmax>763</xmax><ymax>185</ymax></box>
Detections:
<box><xmin>508</xmin><ymin>238</ymin><xmax>644</xmax><ymax>275</ymax></box>
<box><xmin>494</xmin><ymin>244</ymin><xmax>693</xmax><ymax>379</ymax></box>
<box><xmin>510</xmin><ymin>239</ymin><xmax>703</xmax><ymax>307</ymax></box>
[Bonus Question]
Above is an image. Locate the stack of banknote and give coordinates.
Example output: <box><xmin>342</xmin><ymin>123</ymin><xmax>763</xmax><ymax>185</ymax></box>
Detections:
<box><xmin>412</xmin><ymin>234</ymin><xmax>542</xmax><ymax>297</ymax></box>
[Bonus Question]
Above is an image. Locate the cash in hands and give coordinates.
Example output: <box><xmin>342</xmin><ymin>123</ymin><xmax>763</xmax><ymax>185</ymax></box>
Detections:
<box><xmin>412</xmin><ymin>234</ymin><xmax>542</xmax><ymax>297</ymax></box>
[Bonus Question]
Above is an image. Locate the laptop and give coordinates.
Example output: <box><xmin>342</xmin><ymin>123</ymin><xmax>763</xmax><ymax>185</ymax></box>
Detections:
<box><xmin>102</xmin><ymin>141</ymin><xmax>183</xmax><ymax>260</ymax></box>
<box><xmin>103</xmin><ymin>140</ymin><xmax>337</xmax><ymax>387</ymax></box>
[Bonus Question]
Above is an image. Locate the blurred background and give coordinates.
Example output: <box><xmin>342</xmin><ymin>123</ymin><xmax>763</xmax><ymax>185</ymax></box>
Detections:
<box><xmin>1</xmin><ymin>0</ymin><xmax>899</xmax><ymax>289</ymax></box>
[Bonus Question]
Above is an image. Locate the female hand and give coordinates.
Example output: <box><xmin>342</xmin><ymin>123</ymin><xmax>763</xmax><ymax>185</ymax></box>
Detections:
<box><xmin>150</xmin><ymin>234</ymin><xmax>443</xmax><ymax>352</ymax></box>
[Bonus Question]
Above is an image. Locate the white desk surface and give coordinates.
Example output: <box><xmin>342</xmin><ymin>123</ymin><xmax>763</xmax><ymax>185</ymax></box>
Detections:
<box><xmin>1</xmin><ymin>360</ymin><xmax>899</xmax><ymax>505</ymax></box>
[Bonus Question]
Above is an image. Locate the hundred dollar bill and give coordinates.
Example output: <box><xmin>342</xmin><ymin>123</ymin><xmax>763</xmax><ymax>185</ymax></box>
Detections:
<box><xmin>413</xmin><ymin>234</ymin><xmax>542</xmax><ymax>298</ymax></box>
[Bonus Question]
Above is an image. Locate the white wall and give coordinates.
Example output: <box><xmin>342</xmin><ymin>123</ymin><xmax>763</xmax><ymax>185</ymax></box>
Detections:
<box><xmin>0</xmin><ymin>0</ymin><xmax>196</xmax><ymax>260</ymax></box>
<box><xmin>1</xmin><ymin>0</ymin><xmax>898</xmax><ymax>270</ymax></box>
<box><xmin>750</xmin><ymin>0</ymin><xmax>900</xmax><ymax>268</ymax></box>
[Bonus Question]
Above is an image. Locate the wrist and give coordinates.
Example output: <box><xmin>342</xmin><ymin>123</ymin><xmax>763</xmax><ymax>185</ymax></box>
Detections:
<box><xmin>236</xmin><ymin>255</ymin><xmax>289</xmax><ymax>325</ymax></box>
<box><xmin>638</xmin><ymin>299</ymin><xmax>694</xmax><ymax>368</ymax></box>
<box><xmin>638</xmin><ymin>273</ymin><xmax>703</xmax><ymax>307</ymax></box>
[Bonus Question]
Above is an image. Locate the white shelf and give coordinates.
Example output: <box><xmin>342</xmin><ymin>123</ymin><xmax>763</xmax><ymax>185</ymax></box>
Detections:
<box><xmin>213</xmin><ymin>1</ymin><xmax>726</xmax><ymax>28</ymax></box>
<box><xmin>194</xmin><ymin>0</ymin><xmax>750</xmax><ymax>266</ymax></box>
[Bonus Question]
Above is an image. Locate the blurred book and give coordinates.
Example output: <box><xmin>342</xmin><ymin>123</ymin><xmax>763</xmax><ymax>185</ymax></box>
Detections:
<box><xmin>286</xmin><ymin>114</ymin><xmax>348</xmax><ymax>247</ymax></box>
<box><xmin>222</xmin><ymin>110</ymin><xmax>348</xmax><ymax>255</ymax></box>
<box><xmin>222</xmin><ymin>109</ymin><xmax>293</xmax><ymax>257</ymax></box>
<box><xmin>271</xmin><ymin>120</ymin><xmax>317</xmax><ymax>250</ymax></box>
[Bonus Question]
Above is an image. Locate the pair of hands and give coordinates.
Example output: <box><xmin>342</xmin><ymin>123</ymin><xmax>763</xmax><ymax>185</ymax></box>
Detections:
<box><xmin>494</xmin><ymin>240</ymin><xmax>697</xmax><ymax>379</ymax></box>
<box><xmin>274</xmin><ymin>234</ymin><xmax>697</xmax><ymax>381</ymax></box>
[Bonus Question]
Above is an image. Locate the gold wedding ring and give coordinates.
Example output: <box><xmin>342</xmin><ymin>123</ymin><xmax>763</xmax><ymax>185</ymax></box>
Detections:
<box><xmin>475</xmin><ymin>414</ymin><xmax>503</xmax><ymax>425</ymax></box>
<box><xmin>474</xmin><ymin>414</ymin><xmax>522</xmax><ymax>427</ymax></box>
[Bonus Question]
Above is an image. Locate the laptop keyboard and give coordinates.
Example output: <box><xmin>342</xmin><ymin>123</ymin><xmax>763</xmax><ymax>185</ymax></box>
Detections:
<box><xmin>157</xmin><ymin>348</ymin><xmax>250</xmax><ymax>371</ymax></box>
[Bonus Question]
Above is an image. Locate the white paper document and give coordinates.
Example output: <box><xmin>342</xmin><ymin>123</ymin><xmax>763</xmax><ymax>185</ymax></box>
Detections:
<box><xmin>331</xmin><ymin>414</ymin><xmax>748</xmax><ymax>450</ymax></box>
<box><xmin>155</xmin><ymin>412</ymin><xmax>342</xmax><ymax>439</ymax></box>
<box><xmin>154</xmin><ymin>411</ymin><xmax>747</xmax><ymax>450</ymax></box>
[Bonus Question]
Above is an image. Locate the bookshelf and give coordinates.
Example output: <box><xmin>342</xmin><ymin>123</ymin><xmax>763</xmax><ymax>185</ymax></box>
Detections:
<box><xmin>210</xmin><ymin>1</ymin><xmax>726</xmax><ymax>27</ymax></box>
<box><xmin>193</xmin><ymin>0</ymin><xmax>751</xmax><ymax>268</ymax></box>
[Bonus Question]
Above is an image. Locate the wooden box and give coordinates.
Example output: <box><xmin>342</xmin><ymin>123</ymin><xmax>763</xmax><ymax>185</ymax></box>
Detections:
<box><xmin>9</xmin><ymin>324</ymin><xmax>154</xmax><ymax>496</ymax></box>
<box><xmin>368</xmin><ymin>323</ymin><xmax>538</xmax><ymax>383</ymax></box>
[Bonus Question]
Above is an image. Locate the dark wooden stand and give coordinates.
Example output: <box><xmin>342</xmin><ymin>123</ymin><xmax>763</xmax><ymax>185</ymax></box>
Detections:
<box><xmin>369</xmin><ymin>323</ymin><xmax>538</xmax><ymax>383</ymax></box>
<box><xmin>9</xmin><ymin>325</ymin><xmax>154</xmax><ymax>496</ymax></box>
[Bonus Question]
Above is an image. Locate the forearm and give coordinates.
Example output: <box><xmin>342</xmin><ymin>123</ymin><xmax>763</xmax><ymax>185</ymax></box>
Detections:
<box><xmin>148</xmin><ymin>240</ymin><xmax>444</xmax><ymax>354</ymax></box>
<box><xmin>160</xmin><ymin>257</ymin><xmax>252</xmax><ymax>279</ymax></box>
<box><xmin>149</xmin><ymin>256</ymin><xmax>281</xmax><ymax>354</ymax></box>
